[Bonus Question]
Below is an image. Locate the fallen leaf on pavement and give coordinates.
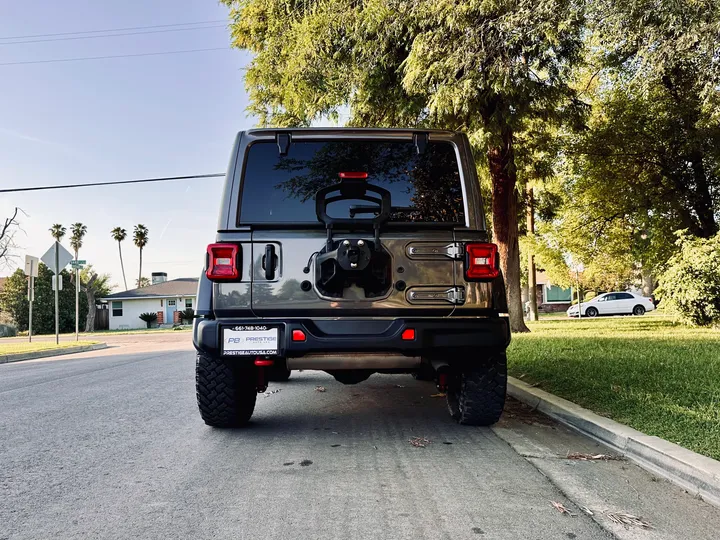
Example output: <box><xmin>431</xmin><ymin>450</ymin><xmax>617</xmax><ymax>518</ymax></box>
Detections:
<box><xmin>579</xmin><ymin>506</ymin><xmax>594</xmax><ymax>516</ymax></box>
<box><xmin>567</xmin><ymin>452</ymin><xmax>622</xmax><ymax>461</ymax></box>
<box><xmin>263</xmin><ymin>389</ymin><xmax>281</xmax><ymax>397</ymax></box>
<box><xmin>430</xmin><ymin>393</ymin><xmax>446</xmax><ymax>398</ymax></box>
<box><xmin>606</xmin><ymin>512</ymin><xmax>652</xmax><ymax>529</ymax></box>
<box><xmin>315</xmin><ymin>386</ymin><xmax>326</xmax><ymax>392</ymax></box>
<box><xmin>409</xmin><ymin>437</ymin><xmax>431</xmax><ymax>448</ymax></box>
<box><xmin>551</xmin><ymin>501</ymin><xmax>576</xmax><ymax>517</ymax></box>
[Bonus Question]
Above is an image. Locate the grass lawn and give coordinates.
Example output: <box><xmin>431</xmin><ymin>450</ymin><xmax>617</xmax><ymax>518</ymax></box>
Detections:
<box><xmin>508</xmin><ymin>314</ymin><xmax>720</xmax><ymax>460</ymax></box>
<box><xmin>0</xmin><ymin>341</ymin><xmax>100</xmax><ymax>356</ymax></box>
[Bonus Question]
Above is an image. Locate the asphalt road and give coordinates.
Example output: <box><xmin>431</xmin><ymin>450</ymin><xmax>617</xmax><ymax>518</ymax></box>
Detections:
<box><xmin>2</xmin><ymin>335</ymin><xmax>719</xmax><ymax>540</ymax></box>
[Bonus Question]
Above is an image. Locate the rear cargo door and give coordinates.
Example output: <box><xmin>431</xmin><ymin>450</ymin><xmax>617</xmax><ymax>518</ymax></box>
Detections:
<box><xmin>240</xmin><ymin>137</ymin><xmax>466</xmax><ymax>317</ymax></box>
<box><xmin>250</xmin><ymin>230</ymin><xmax>458</xmax><ymax>317</ymax></box>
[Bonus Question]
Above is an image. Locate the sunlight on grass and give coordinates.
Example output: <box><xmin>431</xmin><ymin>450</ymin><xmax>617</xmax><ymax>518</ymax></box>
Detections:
<box><xmin>508</xmin><ymin>315</ymin><xmax>720</xmax><ymax>460</ymax></box>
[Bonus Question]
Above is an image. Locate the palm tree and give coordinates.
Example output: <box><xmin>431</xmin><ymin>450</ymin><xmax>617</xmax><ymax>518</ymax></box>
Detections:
<box><xmin>69</xmin><ymin>223</ymin><xmax>87</xmax><ymax>260</ymax></box>
<box><xmin>49</xmin><ymin>224</ymin><xmax>66</xmax><ymax>243</ymax></box>
<box><xmin>111</xmin><ymin>227</ymin><xmax>128</xmax><ymax>291</ymax></box>
<box><xmin>133</xmin><ymin>224</ymin><xmax>149</xmax><ymax>288</ymax></box>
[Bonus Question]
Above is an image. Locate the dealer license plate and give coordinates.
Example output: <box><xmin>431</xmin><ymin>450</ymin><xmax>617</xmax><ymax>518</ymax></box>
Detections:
<box><xmin>222</xmin><ymin>325</ymin><xmax>280</xmax><ymax>356</ymax></box>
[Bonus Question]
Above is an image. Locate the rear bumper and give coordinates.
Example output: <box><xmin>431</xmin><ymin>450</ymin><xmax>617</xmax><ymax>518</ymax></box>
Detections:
<box><xmin>193</xmin><ymin>316</ymin><xmax>511</xmax><ymax>358</ymax></box>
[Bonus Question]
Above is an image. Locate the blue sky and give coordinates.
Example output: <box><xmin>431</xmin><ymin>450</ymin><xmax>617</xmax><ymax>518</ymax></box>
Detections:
<box><xmin>0</xmin><ymin>1</ymin><xmax>255</xmax><ymax>289</ymax></box>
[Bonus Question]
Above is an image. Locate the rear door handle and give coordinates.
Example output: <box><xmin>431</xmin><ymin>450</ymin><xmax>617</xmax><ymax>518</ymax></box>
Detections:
<box><xmin>262</xmin><ymin>244</ymin><xmax>276</xmax><ymax>280</ymax></box>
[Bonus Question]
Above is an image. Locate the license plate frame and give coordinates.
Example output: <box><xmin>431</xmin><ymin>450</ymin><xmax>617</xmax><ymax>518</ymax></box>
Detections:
<box><xmin>221</xmin><ymin>324</ymin><xmax>281</xmax><ymax>356</ymax></box>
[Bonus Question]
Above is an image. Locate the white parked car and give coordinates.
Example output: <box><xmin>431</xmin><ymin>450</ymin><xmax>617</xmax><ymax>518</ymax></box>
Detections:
<box><xmin>567</xmin><ymin>292</ymin><xmax>655</xmax><ymax>318</ymax></box>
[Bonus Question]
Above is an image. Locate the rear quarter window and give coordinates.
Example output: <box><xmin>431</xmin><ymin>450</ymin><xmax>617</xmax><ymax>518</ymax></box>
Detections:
<box><xmin>238</xmin><ymin>139</ymin><xmax>465</xmax><ymax>225</ymax></box>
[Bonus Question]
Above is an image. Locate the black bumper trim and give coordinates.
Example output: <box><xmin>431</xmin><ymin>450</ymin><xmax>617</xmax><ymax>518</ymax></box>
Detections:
<box><xmin>194</xmin><ymin>317</ymin><xmax>510</xmax><ymax>358</ymax></box>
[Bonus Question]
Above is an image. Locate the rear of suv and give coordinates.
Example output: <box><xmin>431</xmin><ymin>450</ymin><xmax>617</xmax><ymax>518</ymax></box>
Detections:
<box><xmin>194</xmin><ymin>128</ymin><xmax>510</xmax><ymax>427</ymax></box>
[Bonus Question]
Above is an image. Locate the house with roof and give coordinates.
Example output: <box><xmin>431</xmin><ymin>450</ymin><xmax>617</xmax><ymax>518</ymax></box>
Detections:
<box><xmin>102</xmin><ymin>273</ymin><xmax>198</xmax><ymax>330</ymax></box>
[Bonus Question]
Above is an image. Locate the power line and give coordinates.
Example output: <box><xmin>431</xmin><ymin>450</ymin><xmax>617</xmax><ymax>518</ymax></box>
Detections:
<box><xmin>0</xmin><ymin>173</ymin><xmax>225</xmax><ymax>194</ymax></box>
<box><xmin>0</xmin><ymin>20</ymin><xmax>227</xmax><ymax>40</ymax></box>
<box><xmin>0</xmin><ymin>47</ymin><xmax>231</xmax><ymax>66</ymax></box>
<box><xmin>0</xmin><ymin>24</ymin><xmax>227</xmax><ymax>46</ymax></box>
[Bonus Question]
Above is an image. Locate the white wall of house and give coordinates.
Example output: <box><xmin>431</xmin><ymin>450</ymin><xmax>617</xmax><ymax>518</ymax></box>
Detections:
<box><xmin>109</xmin><ymin>296</ymin><xmax>196</xmax><ymax>330</ymax></box>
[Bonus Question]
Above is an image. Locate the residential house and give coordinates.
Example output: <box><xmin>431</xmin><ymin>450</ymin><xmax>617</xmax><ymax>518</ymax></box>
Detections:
<box><xmin>531</xmin><ymin>271</ymin><xmax>574</xmax><ymax>313</ymax></box>
<box><xmin>102</xmin><ymin>273</ymin><xmax>198</xmax><ymax>330</ymax></box>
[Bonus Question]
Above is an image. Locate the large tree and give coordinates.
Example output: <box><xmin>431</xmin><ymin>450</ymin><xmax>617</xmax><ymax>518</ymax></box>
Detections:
<box><xmin>224</xmin><ymin>0</ymin><xmax>586</xmax><ymax>331</ymax></box>
<box><xmin>0</xmin><ymin>264</ymin><xmax>86</xmax><ymax>334</ymax></box>
<box><xmin>111</xmin><ymin>227</ymin><xmax>129</xmax><ymax>291</ymax></box>
<box><xmin>133</xmin><ymin>224</ymin><xmax>149</xmax><ymax>288</ymax></box>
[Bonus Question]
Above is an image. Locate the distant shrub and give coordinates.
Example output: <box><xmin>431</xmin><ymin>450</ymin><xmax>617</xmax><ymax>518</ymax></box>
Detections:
<box><xmin>0</xmin><ymin>324</ymin><xmax>17</xmax><ymax>337</ymax></box>
<box><xmin>657</xmin><ymin>233</ymin><xmax>720</xmax><ymax>326</ymax></box>
<box><xmin>139</xmin><ymin>312</ymin><xmax>158</xmax><ymax>329</ymax></box>
<box><xmin>180</xmin><ymin>308</ymin><xmax>195</xmax><ymax>323</ymax></box>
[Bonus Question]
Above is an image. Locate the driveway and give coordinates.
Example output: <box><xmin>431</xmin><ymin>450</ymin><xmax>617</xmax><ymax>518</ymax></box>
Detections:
<box><xmin>1</xmin><ymin>334</ymin><xmax>718</xmax><ymax>539</ymax></box>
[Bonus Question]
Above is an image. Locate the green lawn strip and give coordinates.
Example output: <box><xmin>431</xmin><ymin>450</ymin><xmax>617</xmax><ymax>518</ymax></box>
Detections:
<box><xmin>0</xmin><ymin>341</ymin><xmax>100</xmax><ymax>356</ymax></box>
<box><xmin>508</xmin><ymin>316</ymin><xmax>720</xmax><ymax>460</ymax></box>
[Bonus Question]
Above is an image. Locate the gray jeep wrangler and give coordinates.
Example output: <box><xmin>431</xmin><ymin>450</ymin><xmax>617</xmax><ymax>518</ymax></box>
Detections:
<box><xmin>193</xmin><ymin>128</ymin><xmax>510</xmax><ymax>427</ymax></box>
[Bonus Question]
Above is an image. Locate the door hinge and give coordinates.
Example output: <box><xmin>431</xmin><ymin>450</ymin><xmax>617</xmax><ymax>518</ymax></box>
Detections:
<box><xmin>406</xmin><ymin>242</ymin><xmax>464</xmax><ymax>260</ymax></box>
<box><xmin>448</xmin><ymin>287</ymin><xmax>466</xmax><ymax>304</ymax></box>
<box><xmin>406</xmin><ymin>286</ymin><xmax>465</xmax><ymax>305</ymax></box>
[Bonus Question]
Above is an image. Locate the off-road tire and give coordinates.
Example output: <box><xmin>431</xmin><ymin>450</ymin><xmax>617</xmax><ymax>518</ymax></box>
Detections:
<box><xmin>585</xmin><ymin>306</ymin><xmax>599</xmax><ymax>317</ymax></box>
<box><xmin>196</xmin><ymin>353</ymin><xmax>256</xmax><ymax>428</ymax></box>
<box><xmin>446</xmin><ymin>353</ymin><xmax>507</xmax><ymax>426</ymax></box>
<box><xmin>632</xmin><ymin>305</ymin><xmax>646</xmax><ymax>316</ymax></box>
<box><xmin>268</xmin><ymin>364</ymin><xmax>292</xmax><ymax>382</ymax></box>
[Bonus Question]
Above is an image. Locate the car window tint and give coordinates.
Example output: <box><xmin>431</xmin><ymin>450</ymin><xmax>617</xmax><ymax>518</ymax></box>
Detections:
<box><xmin>617</xmin><ymin>293</ymin><xmax>634</xmax><ymax>300</ymax></box>
<box><xmin>238</xmin><ymin>140</ymin><xmax>465</xmax><ymax>224</ymax></box>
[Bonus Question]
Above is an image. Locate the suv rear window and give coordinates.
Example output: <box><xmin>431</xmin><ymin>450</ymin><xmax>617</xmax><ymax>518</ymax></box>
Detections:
<box><xmin>238</xmin><ymin>140</ymin><xmax>465</xmax><ymax>225</ymax></box>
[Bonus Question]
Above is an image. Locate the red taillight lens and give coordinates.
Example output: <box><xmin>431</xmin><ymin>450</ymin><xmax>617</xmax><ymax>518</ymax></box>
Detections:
<box><xmin>292</xmin><ymin>329</ymin><xmax>306</xmax><ymax>342</ymax></box>
<box><xmin>339</xmin><ymin>171</ymin><xmax>368</xmax><ymax>179</ymax></box>
<box><xmin>465</xmin><ymin>243</ymin><xmax>499</xmax><ymax>280</ymax></box>
<box><xmin>206</xmin><ymin>244</ymin><xmax>239</xmax><ymax>280</ymax></box>
<box><xmin>401</xmin><ymin>328</ymin><xmax>415</xmax><ymax>341</ymax></box>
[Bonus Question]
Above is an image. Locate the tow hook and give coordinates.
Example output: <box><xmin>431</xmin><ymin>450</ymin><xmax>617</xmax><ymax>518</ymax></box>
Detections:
<box><xmin>254</xmin><ymin>357</ymin><xmax>274</xmax><ymax>393</ymax></box>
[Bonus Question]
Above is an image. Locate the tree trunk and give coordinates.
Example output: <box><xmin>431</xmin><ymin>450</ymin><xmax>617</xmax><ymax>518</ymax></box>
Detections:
<box><xmin>138</xmin><ymin>247</ymin><xmax>142</xmax><ymax>289</ymax></box>
<box><xmin>84</xmin><ymin>274</ymin><xmax>98</xmax><ymax>332</ymax></box>
<box><xmin>526</xmin><ymin>185</ymin><xmax>539</xmax><ymax>321</ymax></box>
<box><xmin>118</xmin><ymin>242</ymin><xmax>128</xmax><ymax>291</ymax></box>
<box><xmin>488</xmin><ymin>126</ymin><xmax>530</xmax><ymax>333</ymax></box>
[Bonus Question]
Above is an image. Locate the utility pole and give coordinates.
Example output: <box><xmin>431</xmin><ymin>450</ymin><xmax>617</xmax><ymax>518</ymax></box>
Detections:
<box><xmin>526</xmin><ymin>185</ymin><xmax>539</xmax><ymax>321</ymax></box>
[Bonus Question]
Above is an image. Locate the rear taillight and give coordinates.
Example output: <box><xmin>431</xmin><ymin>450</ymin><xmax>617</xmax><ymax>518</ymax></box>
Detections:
<box><xmin>206</xmin><ymin>243</ymin><xmax>239</xmax><ymax>280</ymax></box>
<box><xmin>465</xmin><ymin>243</ymin><xmax>500</xmax><ymax>280</ymax></box>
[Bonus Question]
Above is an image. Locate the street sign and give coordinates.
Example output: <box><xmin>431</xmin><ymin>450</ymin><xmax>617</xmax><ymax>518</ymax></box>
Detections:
<box><xmin>51</xmin><ymin>275</ymin><xmax>63</xmax><ymax>291</ymax></box>
<box><xmin>70</xmin><ymin>261</ymin><xmax>85</xmax><ymax>269</ymax></box>
<box><xmin>72</xmin><ymin>259</ymin><xmax>86</xmax><ymax>265</ymax></box>
<box><xmin>41</xmin><ymin>243</ymin><xmax>73</xmax><ymax>273</ymax></box>
<box><xmin>24</xmin><ymin>255</ymin><xmax>39</xmax><ymax>277</ymax></box>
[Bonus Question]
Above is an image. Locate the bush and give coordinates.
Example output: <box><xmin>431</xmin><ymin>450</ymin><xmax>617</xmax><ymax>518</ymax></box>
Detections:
<box><xmin>139</xmin><ymin>312</ymin><xmax>158</xmax><ymax>329</ymax></box>
<box><xmin>0</xmin><ymin>324</ymin><xmax>17</xmax><ymax>337</ymax></box>
<box><xmin>179</xmin><ymin>308</ymin><xmax>195</xmax><ymax>323</ymax></box>
<box><xmin>657</xmin><ymin>233</ymin><xmax>720</xmax><ymax>326</ymax></box>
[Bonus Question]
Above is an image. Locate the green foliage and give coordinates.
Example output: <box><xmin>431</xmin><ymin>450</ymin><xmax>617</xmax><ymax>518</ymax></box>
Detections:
<box><xmin>49</xmin><ymin>224</ymin><xmax>66</xmax><ymax>243</ymax></box>
<box><xmin>0</xmin><ymin>323</ymin><xmax>17</xmax><ymax>337</ymax></box>
<box><xmin>136</xmin><ymin>277</ymin><xmax>151</xmax><ymax>288</ymax></box>
<box><xmin>179</xmin><ymin>308</ymin><xmax>195</xmax><ymax>323</ymax></box>
<box><xmin>69</xmin><ymin>223</ymin><xmax>87</xmax><ymax>257</ymax></box>
<box><xmin>139</xmin><ymin>312</ymin><xmax>158</xmax><ymax>329</ymax></box>
<box><xmin>509</xmin><ymin>316</ymin><xmax>720</xmax><ymax>459</ymax></box>
<box><xmin>80</xmin><ymin>266</ymin><xmax>113</xmax><ymax>299</ymax></box>
<box><xmin>656</xmin><ymin>234</ymin><xmax>720</xmax><ymax>326</ymax></box>
<box><xmin>0</xmin><ymin>264</ymin><xmax>87</xmax><ymax>334</ymax></box>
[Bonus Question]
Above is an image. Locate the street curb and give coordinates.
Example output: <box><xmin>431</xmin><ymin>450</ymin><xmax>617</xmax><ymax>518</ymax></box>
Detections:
<box><xmin>507</xmin><ymin>376</ymin><xmax>720</xmax><ymax>509</ymax></box>
<box><xmin>0</xmin><ymin>343</ymin><xmax>108</xmax><ymax>364</ymax></box>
